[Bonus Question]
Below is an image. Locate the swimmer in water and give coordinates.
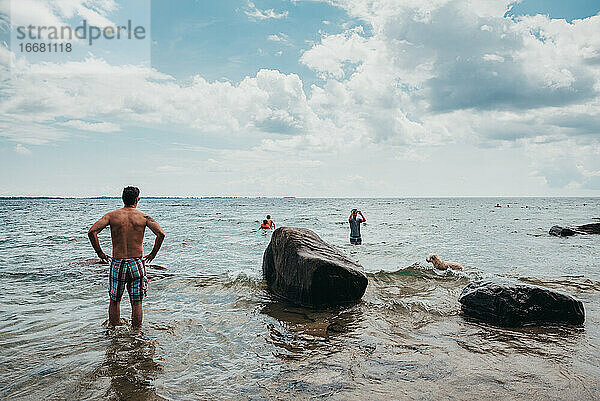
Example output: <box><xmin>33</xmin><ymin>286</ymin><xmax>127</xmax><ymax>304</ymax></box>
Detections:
<box><xmin>266</xmin><ymin>215</ymin><xmax>275</xmax><ymax>229</ymax></box>
<box><xmin>259</xmin><ymin>219</ymin><xmax>271</xmax><ymax>230</ymax></box>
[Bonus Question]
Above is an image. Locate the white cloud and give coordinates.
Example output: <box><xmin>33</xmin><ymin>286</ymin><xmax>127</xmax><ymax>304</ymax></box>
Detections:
<box><xmin>296</xmin><ymin>0</ymin><xmax>600</xmax><ymax>188</ymax></box>
<box><xmin>267</xmin><ymin>33</ymin><xmax>290</xmax><ymax>43</ymax></box>
<box><xmin>244</xmin><ymin>2</ymin><xmax>288</xmax><ymax>21</ymax></box>
<box><xmin>483</xmin><ymin>53</ymin><xmax>505</xmax><ymax>62</ymax></box>
<box><xmin>14</xmin><ymin>143</ymin><xmax>31</xmax><ymax>155</ymax></box>
<box><xmin>2</xmin><ymin>0</ymin><xmax>600</xmax><ymax>193</ymax></box>
<box><xmin>0</xmin><ymin>121</ymin><xmax>68</xmax><ymax>145</ymax></box>
<box><xmin>9</xmin><ymin>0</ymin><xmax>118</xmax><ymax>31</ymax></box>
<box><xmin>156</xmin><ymin>165</ymin><xmax>183</xmax><ymax>173</ymax></box>
<box><xmin>0</xmin><ymin>54</ymin><xmax>317</xmax><ymax>143</ymax></box>
<box><xmin>300</xmin><ymin>26</ymin><xmax>376</xmax><ymax>79</ymax></box>
<box><xmin>59</xmin><ymin>120</ymin><xmax>120</xmax><ymax>132</ymax></box>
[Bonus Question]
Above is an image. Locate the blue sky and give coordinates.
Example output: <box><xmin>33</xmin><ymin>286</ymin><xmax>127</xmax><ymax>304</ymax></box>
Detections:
<box><xmin>1</xmin><ymin>0</ymin><xmax>600</xmax><ymax>197</ymax></box>
<box><xmin>150</xmin><ymin>0</ymin><xmax>351</xmax><ymax>83</ymax></box>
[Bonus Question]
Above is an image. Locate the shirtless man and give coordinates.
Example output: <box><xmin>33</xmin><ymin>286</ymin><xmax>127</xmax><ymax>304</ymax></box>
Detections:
<box><xmin>88</xmin><ymin>186</ymin><xmax>165</xmax><ymax>328</ymax></box>
<box><xmin>266</xmin><ymin>214</ymin><xmax>275</xmax><ymax>229</ymax></box>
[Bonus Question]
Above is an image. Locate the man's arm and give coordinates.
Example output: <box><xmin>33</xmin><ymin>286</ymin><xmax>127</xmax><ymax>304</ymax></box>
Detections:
<box><xmin>358</xmin><ymin>211</ymin><xmax>366</xmax><ymax>222</ymax></box>
<box><xmin>143</xmin><ymin>214</ymin><xmax>165</xmax><ymax>263</ymax></box>
<box><xmin>88</xmin><ymin>214</ymin><xmax>110</xmax><ymax>263</ymax></box>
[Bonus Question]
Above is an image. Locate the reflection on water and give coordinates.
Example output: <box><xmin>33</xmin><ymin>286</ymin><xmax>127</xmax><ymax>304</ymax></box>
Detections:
<box><xmin>1</xmin><ymin>198</ymin><xmax>600</xmax><ymax>399</ymax></box>
<box><xmin>101</xmin><ymin>330</ymin><xmax>163</xmax><ymax>401</ymax></box>
<box><xmin>261</xmin><ymin>300</ymin><xmax>362</xmax><ymax>356</ymax></box>
<box><xmin>72</xmin><ymin>328</ymin><xmax>163</xmax><ymax>401</ymax></box>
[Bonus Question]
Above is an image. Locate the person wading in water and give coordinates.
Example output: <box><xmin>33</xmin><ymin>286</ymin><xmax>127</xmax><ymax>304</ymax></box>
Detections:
<box><xmin>88</xmin><ymin>186</ymin><xmax>165</xmax><ymax>328</ymax></box>
<box><xmin>348</xmin><ymin>209</ymin><xmax>366</xmax><ymax>245</ymax></box>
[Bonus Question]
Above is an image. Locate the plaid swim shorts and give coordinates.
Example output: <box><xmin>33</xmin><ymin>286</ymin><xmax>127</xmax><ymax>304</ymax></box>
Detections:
<box><xmin>108</xmin><ymin>258</ymin><xmax>148</xmax><ymax>302</ymax></box>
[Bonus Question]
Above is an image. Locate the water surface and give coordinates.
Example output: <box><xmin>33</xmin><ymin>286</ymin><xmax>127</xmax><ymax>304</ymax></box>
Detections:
<box><xmin>0</xmin><ymin>198</ymin><xmax>599</xmax><ymax>400</ymax></box>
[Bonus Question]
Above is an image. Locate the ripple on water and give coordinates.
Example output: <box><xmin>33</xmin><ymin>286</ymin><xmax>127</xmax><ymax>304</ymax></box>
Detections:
<box><xmin>1</xmin><ymin>198</ymin><xmax>600</xmax><ymax>399</ymax></box>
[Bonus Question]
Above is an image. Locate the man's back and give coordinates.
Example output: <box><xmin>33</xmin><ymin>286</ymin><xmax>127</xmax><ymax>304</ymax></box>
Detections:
<box><xmin>88</xmin><ymin>186</ymin><xmax>165</xmax><ymax>328</ymax></box>
<box><xmin>107</xmin><ymin>208</ymin><xmax>148</xmax><ymax>258</ymax></box>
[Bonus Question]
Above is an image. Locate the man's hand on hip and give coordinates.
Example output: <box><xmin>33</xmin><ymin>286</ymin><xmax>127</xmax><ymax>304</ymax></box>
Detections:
<box><xmin>97</xmin><ymin>251</ymin><xmax>110</xmax><ymax>264</ymax></box>
<box><xmin>144</xmin><ymin>252</ymin><xmax>156</xmax><ymax>264</ymax></box>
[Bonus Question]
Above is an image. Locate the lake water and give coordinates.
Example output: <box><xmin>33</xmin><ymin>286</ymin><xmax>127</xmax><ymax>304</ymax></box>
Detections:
<box><xmin>1</xmin><ymin>197</ymin><xmax>599</xmax><ymax>400</ymax></box>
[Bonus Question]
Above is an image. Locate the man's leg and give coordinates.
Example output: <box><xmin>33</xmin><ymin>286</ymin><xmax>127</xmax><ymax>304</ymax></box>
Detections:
<box><xmin>131</xmin><ymin>300</ymin><xmax>143</xmax><ymax>328</ymax></box>
<box><xmin>109</xmin><ymin>299</ymin><xmax>120</xmax><ymax>327</ymax></box>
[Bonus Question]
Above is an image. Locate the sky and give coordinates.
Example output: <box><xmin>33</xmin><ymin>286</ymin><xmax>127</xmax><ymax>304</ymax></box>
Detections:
<box><xmin>1</xmin><ymin>0</ymin><xmax>600</xmax><ymax>197</ymax></box>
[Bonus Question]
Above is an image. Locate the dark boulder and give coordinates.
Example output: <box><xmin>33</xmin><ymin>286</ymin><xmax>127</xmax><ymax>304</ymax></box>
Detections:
<box><xmin>576</xmin><ymin>223</ymin><xmax>600</xmax><ymax>234</ymax></box>
<box><xmin>549</xmin><ymin>226</ymin><xmax>576</xmax><ymax>237</ymax></box>
<box><xmin>262</xmin><ymin>227</ymin><xmax>368</xmax><ymax>307</ymax></box>
<box><xmin>550</xmin><ymin>223</ymin><xmax>600</xmax><ymax>236</ymax></box>
<box><xmin>458</xmin><ymin>280</ymin><xmax>585</xmax><ymax>327</ymax></box>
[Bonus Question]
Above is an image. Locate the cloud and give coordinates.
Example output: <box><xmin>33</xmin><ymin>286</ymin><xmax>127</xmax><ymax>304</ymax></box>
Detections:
<box><xmin>156</xmin><ymin>165</ymin><xmax>183</xmax><ymax>173</ymax></box>
<box><xmin>306</xmin><ymin>1</ymin><xmax>599</xmax><ymax>112</ymax></box>
<box><xmin>244</xmin><ymin>2</ymin><xmax>288</xmax><ymax>21</ymax></box>
<box><xmin>524</xmin><ymin>137</ymin><xmax>600</xmax><ymax>189</ymax></box>
<box><xmin>59</xmin><ymin>120</ymin><xmax>120</xmax><ymax>132</ymax></box>
<box><xmin>8</xmin><ymin>0</ymin><xmax>118</xmax><ymax>32</ymax></box>
<box><xmin>584</xmin><ymin>175</ymin><xmax>600</xmax><ymax>190</ymax></box>
<box><xmin>2</xmin><ymin>0</ymin><xmax>600</xmax><ymax>193</ymax></box>
<box><xmin>483</xmin><ymin>53</ymin><xmax>505</xmax><ymax>62</ymax></box>
<box><xmin>267</xmin><ymin>33</ymin><xmax>290</xmax><ymax>43</ymax></box>
<box><xmin>14</xmin><ymin>143</ymin><xmax>31</xmax><ymax>155</ymax></box>
<box><xmin>0</xmin><ymin>121</ymin><xmax>68</xmax><ymax>145</ymax></box>
<box><xmin>0</xmin><ymin>53</ymin><xmax>317</xmax><ymax>143</ymax></box>
<box><xmin>300</xmin><ymin>26</ymin><xmax>376</xmax><ymax>79</ymax></box>
<box><xmin>296</xmin><ymin>0</ymin><xmax>600</xmax><ymax>188</ymax></box>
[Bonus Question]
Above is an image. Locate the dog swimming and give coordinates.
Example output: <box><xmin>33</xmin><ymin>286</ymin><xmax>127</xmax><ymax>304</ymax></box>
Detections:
<box><xmin>426</xmin><ymin>254</ymin><xmax>463</xmax><ymax>270</ymax></box>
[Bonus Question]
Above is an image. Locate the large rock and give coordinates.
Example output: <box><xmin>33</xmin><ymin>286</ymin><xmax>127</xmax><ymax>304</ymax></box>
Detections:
<box><xmin>262</xmin><ymin>227</ymin><xmax>368</xmax><ymax>307</ymax></box>
<box><xmin>550</xmin><ymin>223</ymin><xmax>600</xmax><ymax>236</ymax></box>
<box><xmin>458</xmin><ymin>280</ymin><xmax>585</xmax><ymax>327</ymax></box>
<box><xmin>576</xmin><ymin>223</ymin><xmax>600</xmax><ymax>234</ymax></box>
<box><xmin>549</xmin><ymin>226</ymin><xmax>576</xmax><ymax>237</ymax></box>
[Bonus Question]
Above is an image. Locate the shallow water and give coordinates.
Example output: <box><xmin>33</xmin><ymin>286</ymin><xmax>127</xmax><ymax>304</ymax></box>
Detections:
<box><xmin>0</xmin><ymin>197</ymin><xmax>599</xmax><ymax>400</ymax></box>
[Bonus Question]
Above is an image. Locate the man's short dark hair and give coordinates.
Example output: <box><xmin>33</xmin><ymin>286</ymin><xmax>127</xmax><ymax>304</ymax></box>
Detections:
<box><xmin>266</xmin><ymin>215</ymin><xmax>271</xmax><ymax>219</ymax></box>
<box><xmin>122</xmin><ymin>186</ymin><xmax>140</xmax><ymax>206</ymax></box>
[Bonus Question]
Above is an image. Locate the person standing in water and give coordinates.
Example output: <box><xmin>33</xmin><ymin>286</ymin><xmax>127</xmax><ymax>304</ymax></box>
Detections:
<box><xmin>88</xmin><ymin>186</ymin><xmax>165</xmax><ymax>328</ymax></box>
<box><xmin>266</xmin><ymin>215</ymin><xmax>275</xmax><ymax>229</ymax></box>
<box><xmin>348</xmin><ymin>209</ymin><xmax>366</xmax><ymax>245</ymax></box>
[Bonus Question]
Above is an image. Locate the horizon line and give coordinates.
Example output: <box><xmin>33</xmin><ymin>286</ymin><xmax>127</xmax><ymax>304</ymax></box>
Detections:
<box><xmin>1</xmin><ymin>195</ymin><xmax>599</xmax><ymax>200</ymax></box>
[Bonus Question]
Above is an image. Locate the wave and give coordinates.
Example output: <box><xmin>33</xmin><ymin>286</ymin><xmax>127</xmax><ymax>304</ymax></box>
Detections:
<box><xmin>519</xmin><ymin>276</ymin><xmax>600</xmax><ymax>293</ymax></box>
<box><xmin>367</xmin><ymin>263</ymin><xmax>471</xmax><ymax>282</ymax></box>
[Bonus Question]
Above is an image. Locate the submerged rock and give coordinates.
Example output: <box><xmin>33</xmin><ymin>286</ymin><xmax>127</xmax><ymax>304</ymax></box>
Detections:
<box><xmin>576</xmin><ymin>223</ymin><xmax>600</xmax><ymax>234</ymax></box>
<box><xmin>549</xmin><ymin>226</ymin><xmax>576</xmax><ymax>237</ymax></box>
<box><xmin>458</xmin><ymin>280</ymin><xmax>585</xmax><ymax>327</ymax></box>
<box><xmin>262</xmin><ymin>227</ymin><xmax>368</xmax><ymax>308</ymax></box>
<box><xmin>549</xmin><ymin>223</ymin><xmax>600</xmax><ymax>236</ymax></box>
